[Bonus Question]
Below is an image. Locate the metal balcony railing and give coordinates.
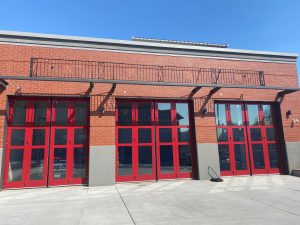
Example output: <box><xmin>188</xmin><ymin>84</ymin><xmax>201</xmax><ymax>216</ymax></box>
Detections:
<box><xmin>29</xmin><ymin>58</ymin><xmax>265</xmax><ymax>86</ymax></box>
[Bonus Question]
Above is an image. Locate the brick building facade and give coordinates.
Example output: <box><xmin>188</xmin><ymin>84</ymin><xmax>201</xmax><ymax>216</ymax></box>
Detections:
<box><xmin>0</xmin><ymin>31</ymin><xmax>299</xmax><ymax>188</ymax></box>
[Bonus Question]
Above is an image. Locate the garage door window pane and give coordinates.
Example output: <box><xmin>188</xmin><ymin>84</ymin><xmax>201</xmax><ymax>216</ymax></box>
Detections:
<box><xmin>160</xmin><ymin>145</ymin><xmax>174</xmax><ymax>174</ymax></box>
<box><xmin>118</xmin><ymin>146</ymin><xmax>132</xmax><ymax>176</ymax></box>
<box><xmin>118</xmin><ymin>103</ymin><xmax>132</xmax><ymax>126</ymax></box>
<box><xmin>11</xmin><ymin>129</ymin><xmax>25</xmax><ymax>146</ymax></box>
<box><xmin>247</xmin><ymin>105</ymin><xmax>260</xmax><ymax>125</ymax></box>
<box><xmin>30</xmin><ymin>149</ymin><xmax>44</xmax><ymax>180</ymax></box>
<box><xmin>12</xmin><ymin>101</ymin><xmax>26</xmax><ymax>126</ymax></box>
<box><xmin>74</xmin><ymin>147</ymin><xmax>86</xmax><ymax>178</ymax></box>
<box><xmin>215</xmin><ymin>104</ymin><xmax>227</xmax><ymax>126</ymax></box>
<box><xmin>234</xmin><ymin>144</ymin><xmax>247</xmax><ymax>170</ymax></box>
<box><xmin>179</xmin><ymin>145</ymin><xmax>192</xmax><ymax>173</ymax></box>
<box><xmin>34</xmin><ymin>101</ymin><xmax>47</xmax><ymax>126</ymax></box>
<box><xmin>252</xmin><ymin>144</ymin><xmax>265</xmax><ymax>169</ymax></box>
<box><xmin>175</xmin><ymin>103</ymin><xmax>189</xmax><ymax>125</ymax></box>
<box><xmin>118</xmin><ymin>128</ymin><xmax>132</xmax><ymax>144</ymax></box>
<box><xmin>263</xmin><ymin>105</ymin><xmax>273</xmax><ymax>125</ymax></box>
<box><xmin>218</xmin><ymin>144</ymin><xmax>230</xmax><ymax>171</ymax></box>
<box><xmin>268</xmin><ymin>144</ymin><xmax>279</xmax><ymax>168</ymax></box>
<box><xmin>8</xmin><ymin>149</ymin><xmax>24</xmax><ymax>182</ymax></box>
<box><xmin>138</xmin><ymin>146</ymin><xmax>152</xmax><ymax>175</ymax></box>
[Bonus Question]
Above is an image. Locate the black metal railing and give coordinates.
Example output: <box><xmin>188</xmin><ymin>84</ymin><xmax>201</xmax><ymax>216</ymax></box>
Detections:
<box><xmin>30</xmin><ymin>58</ymin><xmax>265</xmax><ymax>86</ymax></box>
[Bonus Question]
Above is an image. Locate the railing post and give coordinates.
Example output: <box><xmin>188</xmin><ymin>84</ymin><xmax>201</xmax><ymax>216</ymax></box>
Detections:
<box><xmin>29</xmin><ymin>58</ymin><xmax>34</xmax><ymax>77</ymax></box>
<box><xmin>259</xmin><ymin>71</ymin><xmax>265</xmax><ymax>86</ymax></box>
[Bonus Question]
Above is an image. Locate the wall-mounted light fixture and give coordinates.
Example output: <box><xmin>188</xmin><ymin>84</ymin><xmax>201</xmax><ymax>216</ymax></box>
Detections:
<box><xmin>291</xmin><ymin>118</ymin><xmax>299</xmax><ymax>128</ymax></box>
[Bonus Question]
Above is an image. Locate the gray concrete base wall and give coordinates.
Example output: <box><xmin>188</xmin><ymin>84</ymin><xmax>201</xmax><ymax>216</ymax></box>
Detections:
<box><xmin>196</xmin><ymin>143</ymin><xmax>220</xmax><ymax>180</ymax></box>
<box><xmin>286</xmin><ymin>142</ymin><xmax>300</xmax><ymax>174</ymax></box>
<box><xmin>88</xmin><ymin>145</ymin><xmax>115</xmax><ymax>187</ymax></box>
<box><xmin>0</xmin><ymin>148</ymin><xmax>3</xmax><ymax>189</ymax></box>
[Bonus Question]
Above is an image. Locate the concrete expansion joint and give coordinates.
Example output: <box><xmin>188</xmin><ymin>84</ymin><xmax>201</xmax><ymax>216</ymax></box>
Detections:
<box><xmin>115</xmin><ymin>185</ymin><xmax>137</xmax><ymax>225</ymax></box>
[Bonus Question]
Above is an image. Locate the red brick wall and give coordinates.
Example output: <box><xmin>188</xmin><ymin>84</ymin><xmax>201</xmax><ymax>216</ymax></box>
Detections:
<box><xmin>0</xmin><ymin>43</ymin><xmax>299</xmax><ymax>148</ymax></box>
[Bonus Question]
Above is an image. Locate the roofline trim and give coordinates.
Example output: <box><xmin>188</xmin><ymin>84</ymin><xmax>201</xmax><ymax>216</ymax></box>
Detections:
<box><xmin>0</xmin><ymin>30</ymin><xmax>298</xmax><ymax>63</ymax></box>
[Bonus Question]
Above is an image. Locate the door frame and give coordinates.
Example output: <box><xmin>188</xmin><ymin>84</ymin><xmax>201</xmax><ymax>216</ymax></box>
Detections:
<box><xmin>215</xmin><ymin>100</ymin><xmax>283</xmax><ymax>177</ymax></box>
<box><xmin>3</xmin><ymin>96</ymin><xmax>90</xmax><ymax>189</ymax></box>
<box><xmin>115</xmin><ymin>98</ymin><xmax>196</xmax><ymax>182</ymax></box>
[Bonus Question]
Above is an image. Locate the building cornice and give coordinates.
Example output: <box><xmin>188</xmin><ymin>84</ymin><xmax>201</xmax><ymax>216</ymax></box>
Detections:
<box><xmin>0</xmin><ymin>30</ymin><xmax>298</xmax><ymax>63</ymax></box>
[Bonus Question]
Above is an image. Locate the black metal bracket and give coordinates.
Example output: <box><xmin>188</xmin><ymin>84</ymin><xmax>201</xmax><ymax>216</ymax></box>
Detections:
<box><xmin>188</xmin><ymin>87</ymin><xmax>202</xmax><ymax>99</ymax></box>
<box><xmin>0</xmin><ymin>78</ymin><xmax>8</xmax><ymax>88</ymax></box>
<box><xmin>97</xmin><ymin>83</ymin><xmax>117</xmax><ymax>116</ymax></box>
<box><xmin>275</xmin><ymin>89</ymin><xmax>298</xmax><ymax>103</ymax></box>
<box><xmin>199</xmin><ymin>87</ymin><xmax>221</xmax><ymax>115</ymax></box>
<box><xmin>84</xmin><ymin>82</ymin><xmax>94</xmax><ymax>96</ymax></box>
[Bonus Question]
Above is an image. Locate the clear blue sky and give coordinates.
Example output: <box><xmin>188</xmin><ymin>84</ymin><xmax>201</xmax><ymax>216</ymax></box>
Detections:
<box><xmin>1</xmin><ymin>0</ymin><xmax>299</xmax><ymax>75</ymax></box>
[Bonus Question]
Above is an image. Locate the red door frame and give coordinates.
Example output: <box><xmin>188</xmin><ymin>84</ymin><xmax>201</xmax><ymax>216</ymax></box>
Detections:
<box><xmin>115</xmin><ymin>101</ymin><xmax>156</xmax><ymax>182</ymax></box>
<box><xmin>3</xmin><ymin>96</ymin><xmax>51</xmax><ymax>188</ymax></box>
<box><xmin>115</xmin><ymin>99</ymin><xmax>196</xmax><ymax>182</ymax></box>
<box><xmin>48</xmin><ymin>98</ymin><xmax>89</xmax><ymax>186</ymax></box>
<box><xmin>215</xmin><ymin>101</ymin><xmax>283</xmax><ymax>177</ymax></box>
<box><xmin>245</xmin><ymin>103</ymin><xmax>282</xmax><ymax>175</ymax></box>
<box><xmin>216</xmin><ymin>103</ymin><xmax>251</xmax><ymax>176</ymax></box>
<box><xmin>3</xmin><ymin>96</ymin><xmax>89</xmax><ymax>189</ymax></box>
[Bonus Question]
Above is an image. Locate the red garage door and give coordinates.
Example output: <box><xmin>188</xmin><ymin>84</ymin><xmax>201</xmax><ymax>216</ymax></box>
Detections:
<box><xmin>3</xmin><ymin>97</ymin><xmax>89</xmax><ymax>189</ymax></box>
<box><xmin>116</xmin><ymin>100</ymin><xmax>196</xmax><ymax>182</ymax></box>
<box><xmin>215</xmin><ymin>102</ymin><xmax>282</xmax><ymax>176</ymax></box>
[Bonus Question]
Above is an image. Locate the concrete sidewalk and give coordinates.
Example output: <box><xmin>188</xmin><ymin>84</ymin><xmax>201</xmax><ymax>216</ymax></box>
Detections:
<box><xmin>0</xmin><ymin>175</ymin><xmax>299</xmax><ymax>225</ymax></box>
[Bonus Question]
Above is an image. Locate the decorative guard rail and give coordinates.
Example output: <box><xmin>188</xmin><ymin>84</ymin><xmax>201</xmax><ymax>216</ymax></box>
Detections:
<box><xmin>30</xmin><ymin>58</ymin><xmax>265</xmax><ymax>86</ymax></box>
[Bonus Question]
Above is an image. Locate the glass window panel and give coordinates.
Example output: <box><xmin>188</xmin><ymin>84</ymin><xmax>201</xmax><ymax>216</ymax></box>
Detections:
<box><xmin>55</xmin><ymin>129</ymin><xmax>67</xmax><ymax>145</ymax></box>
<box><xmin>263</xmin><ymin>105</ymin><xmax>273</xmax><ymax>125</ymax></box>
<box><xmin>8</xmin><ymin>149</ymin><xmax>24</xmax><ymax>182</ymax></box>
<box><xmin>138</xmin><ymin>128</ymin><xmax>152</xmax><ymax>143</ymax></box>
<box><xmin>178</xmin><ymin>128</ymin><xmax>190</xmax><ymax>142</ymax></box>
<box><xmin>75</xmin><ymin>102</ymin><xmax>88</xmax><ymax>126</ymax></box>
<box><xmin>12</xmin><ymin>100</ymin><xmax>26</xmax><ymax>126</ymax></box>
<box><xmin>217</xmin><ymin>128</ymin><xmax>228</xmax><ymax>142</ymax></box>
<box><xmin>232</xmin><ymin>128</ymin><xmax>245</xmax><ymax>142</ymax></box>
<box><xmin>247</xmin><ymin>105</ymin><xmax>260</xmax><ymax>125</ymax></box>
<box><xmin>266</xmin><ymin>128</ymin><xmax>276</xmax><ymax>141</ymax></box>
<box><xmin>118</xmin><ymin>146</ymin><xmax>132</xmax><ymax>176</ymax></box>
<box><xmin>218</xmin><ymin>144</ymin><xmax>230</xmax><ymax>171</ymax></box>
<box><xmin>32</xmin><ymin>129</ymin><xmax>45</xmax><ymax>146</ymax></box>
<box><xmin>138</xmin><ymin>102</ymin><xmax>152</xmax><ymax>125</ymax></box>
<box><xmin>268</xmin><ymin>144</ymin><xmax>279</xmax><ymax>168</ymax></box>
<box><xmin>34</xmin><ymin>101</ymin><xmax>47</xmax><ymax>126</ymax></box>
<box><xmin>30</xmin><ymin>149</ymin><xmax>44</xmax><ymax>180</ymax></box>
<box><xmin>252</xmin><ymin>144</ymin><xmax>265</xmax><ymax>169</ymax></box>
<box><xmin>74</xmin><ymin>147</ymin><xmax>86</xmax><ymax>178</ymax></box>
<box><xmin>53</xmin><ymin>148</ymin><xmax>66</xmax><ymax>179</ymax></box>
<box><xmin>215</xmin><ymin>104</ymin><xmax>227</xmax><ymax>126</ymax></box>
<box><xmin>74</xmin><ymin>128</ymin><xmax>87</xmax><ymax>145</ymax></box>
<box><xmin>118</xmin><ymin>128</ymin><xmax>132</xmax><ymax>144</ymax></box>
<box><xmin>118</xmin><ymin>102</ymin><xmax>132</xmax><ymax>126</ymax></box>
<box><xmin>55</xmin><ymin>102</ymin><xmax>68</xmax><ymax>126</ymax></box>
<box><xmin>158</xmin><ymin>103</ymin><xmax>172</xmax><ymax>125</ymax></box>
<box><xmin>159</xmin><ymin>128</ymin><xmax>172</xmax><ymax>142</ymax></box>
<box><xmin>250</xmin><ymin>128</ymin><xmax>262</xmax><ymax>141</ymax></box>
<box><xmin>160</xmin><ymin>145</ymin><xmax>174</xmax><ymax>174</ymax></box>
<box><xmin>138</xmin><ymin>146</ymin><xmax>153</xmax><ymax>175</ymax></box>
<box><xmin>234</xmin><ymin>144</ymin><xmax>247</xmax><ymax>170</ymax></box>
<box><xmin>11</xmin><ymin>129</ymin><xmax>25</xmax><ymax>146</ymax></box>
<box><xmin>179</xmin><ymin>145</ymin><xmax>192</xmax><ymax>173</ymax></box>
<box><xmin>175</xmin><ymin>103</ymin><xmax>189</xmax><ymax>125</ymax></box>
<box><xmin>230</xmin><ymin>104</ymin><xmax>243</xmax><ymax>126</ymax></box>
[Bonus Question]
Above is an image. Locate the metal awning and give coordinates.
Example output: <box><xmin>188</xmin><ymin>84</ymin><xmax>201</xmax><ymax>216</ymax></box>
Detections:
<box><xmin>0</xmin><ymin>75</ymin><xmax>299</xmax><ymax>92</ymax></box>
